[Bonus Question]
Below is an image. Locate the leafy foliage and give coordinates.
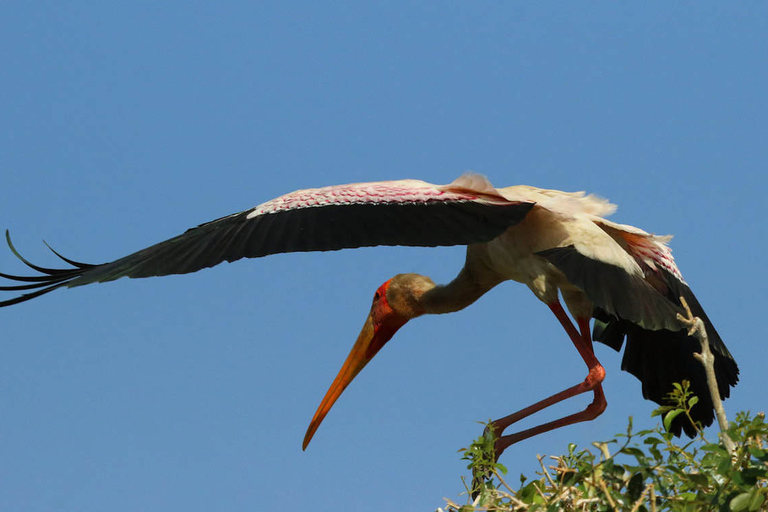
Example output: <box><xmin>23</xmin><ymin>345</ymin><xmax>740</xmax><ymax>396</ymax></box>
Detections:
<box><xmin>444</xmin><ymin>383</ymin><xmax>767</xmax><ymax>512</ymax></box>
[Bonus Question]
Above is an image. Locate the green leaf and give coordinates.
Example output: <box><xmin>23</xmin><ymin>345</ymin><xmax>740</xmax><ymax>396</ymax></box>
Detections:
<box><xmin>665</xmin><ymin>464</ymin><xmax>686</xmax><ymax>477</ymax></box>
<box><xmin>627</xmin><ymin>471</ymin><xmax>645</xmax><ymax>502</ymax></box>
<box><xmin>686</xmin><ymin>472</ymin><xmax>708</xmax><ymax>487</ymax></box>
<box><xmin>664</xmin><ymin>409</ymin><xmax>685</xmax><ymax>432</ymax></box>
<box><xmin>518</xmin><ymin>481</ymin><xmax>538</xmax><ymax>502</ymax></box>
<box><xmin>717</xmin><ymin>455</ymin><xmax>733</xmax><ymax>473</ymax></box>
<box><xmin>748</xmin><ymin>446</ymin><xmax>767</xmax><ymax>460</ymax></box>
<box><xmin>561</xmin><ymin>469</ymin><xmax>578</xmax><ymax>487</ymax></box>
<box><xmin>454</xmin><ymin>408</ymin><xmax>768</xmax><ymax>512</ymax></box>
<box><xmin>731</xmin><ymin>492</ymin><xmax>753</xmax><ymax>512</ymax></box>
<box><xmin>740</xmin><ymin>467</ymin><xmax>765</xmax><ymax>486</ymax></box>
<box><xmin>701</xmin><ymin>443</ymin><xmax>729</xmax><ymax>455</ymax></box>
<box><xmin>620</xmin><ymin>447</ymin><xmax>645</xmax><ymax>457</ymax></box>
<box><xmin>688</xmin><ymin>395</ymin><xmax>699</xmax><ymax>407</ymax></box>
<box><xmin>610</xmin><ymin>462</ymin><xmax>626</xmax><ymax>478</ymax></box>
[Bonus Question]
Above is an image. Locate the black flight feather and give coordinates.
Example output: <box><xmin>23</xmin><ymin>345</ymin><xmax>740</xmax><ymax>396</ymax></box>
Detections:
<box><xmin>1</xmin><ymin>200</ymin><xmax>534</xmax><ymax>306</ymax></box>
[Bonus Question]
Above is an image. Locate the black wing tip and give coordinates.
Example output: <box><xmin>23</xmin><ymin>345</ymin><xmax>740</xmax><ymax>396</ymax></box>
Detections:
<box><xmin>1</xmin><ymin>231</ymin><xmax>96</xmax><ymax>307</ymax></box>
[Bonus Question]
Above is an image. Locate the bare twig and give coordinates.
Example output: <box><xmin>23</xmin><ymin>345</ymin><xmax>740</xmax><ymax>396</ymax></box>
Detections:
<box><xmin>537</xmin><ymin>454</ymin><xmax>557</xmax><ymax>487</ymax></box>
<box><xmin>532</xmin><ymin>480</ymin><xmax>548</xmax><ymax>502</ymax></box>
<box><xmin>592</xmin><ymin>441</ymin><xmax>611</xmax><ymax>460</ymax></box>
<box><xmin>630</xmin><ymin>483</ymin><xmax>652</xmax><ymax>512</ymax></box>
<box><xmin>493</xmin><ymin>469</ymin><xmax>516</xmax><ymax>495</ymax></box>
<box><xmin>598</xmin><ymin>479</ymin><xmax>617</xmax><ymax>509</ymax></box>
<box><xmin>676</xmin><ymin>296</ymin><xmax>736</xmax><ymax>454</ymax></box>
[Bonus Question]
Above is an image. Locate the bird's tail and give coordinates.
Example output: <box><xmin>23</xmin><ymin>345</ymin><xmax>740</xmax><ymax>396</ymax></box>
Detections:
<box><xmin>0</xmin><ymin>230</ymin><xmax>98</xmax><ymax>307</ymax></box>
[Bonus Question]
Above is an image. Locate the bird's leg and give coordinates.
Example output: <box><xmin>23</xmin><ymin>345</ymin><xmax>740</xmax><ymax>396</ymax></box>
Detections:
<box><xmin>484</xmin><ymin>300</ymin><xmax>606</xmax><ymax>459</ymax></box>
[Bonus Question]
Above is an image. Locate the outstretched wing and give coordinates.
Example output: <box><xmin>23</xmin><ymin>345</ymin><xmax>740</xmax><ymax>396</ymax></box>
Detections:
<box><xmin>1</xmin><ymin>176</ymin><xmax>534</xmax><ymax>306</ymax></box>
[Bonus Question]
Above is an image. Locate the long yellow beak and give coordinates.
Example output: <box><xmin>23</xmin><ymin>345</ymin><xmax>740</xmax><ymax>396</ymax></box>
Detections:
<box><xmin>303</xmin><ymin>300</ymin><xmax>407</xmax><ymax>450</ymax></box>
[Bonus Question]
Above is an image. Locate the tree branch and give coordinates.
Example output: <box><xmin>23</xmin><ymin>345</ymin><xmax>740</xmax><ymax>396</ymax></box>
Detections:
<box><xmin>676</xmin><ymin>296</ymin><xmax>735</xmax><ymax>454</ymax></box>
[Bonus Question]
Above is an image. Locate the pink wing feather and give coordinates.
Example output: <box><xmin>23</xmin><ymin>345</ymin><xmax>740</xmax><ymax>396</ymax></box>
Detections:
<box><xmin>248</xmin><ymin>175</ymin><xmax>512</xmax><ymax>217</ymax></box>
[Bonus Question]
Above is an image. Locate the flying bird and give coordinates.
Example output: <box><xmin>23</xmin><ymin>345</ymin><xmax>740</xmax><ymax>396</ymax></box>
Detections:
<box><xmin>0</xmin><ymin>174</ymin><xmax>738</xmax><ymax>457</ymax></box>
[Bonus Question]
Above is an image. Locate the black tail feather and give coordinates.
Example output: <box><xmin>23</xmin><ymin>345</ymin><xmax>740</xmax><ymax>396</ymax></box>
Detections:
<box><xmin>0</xmin><ymin>230</ymin><xmax>96</xmax><ymax>307</ymax></box>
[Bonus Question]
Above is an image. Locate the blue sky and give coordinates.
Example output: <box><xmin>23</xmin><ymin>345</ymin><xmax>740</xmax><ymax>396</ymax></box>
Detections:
<box><xmin>1</xmin><ymin>3</ymin><xmax>765</xmax><ymax>511</ymax></box>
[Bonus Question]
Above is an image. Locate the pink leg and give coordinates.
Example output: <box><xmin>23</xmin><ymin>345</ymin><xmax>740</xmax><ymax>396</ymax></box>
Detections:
<box><xmin>487</xmin><ymin>300</ymin><xmax>607</xmax><ymax>458</ymax></box>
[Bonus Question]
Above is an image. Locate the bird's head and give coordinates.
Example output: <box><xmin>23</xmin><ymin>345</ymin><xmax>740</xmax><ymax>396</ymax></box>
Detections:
<box><xmin>302</xmin><ymin>273</ymin><xmax>435</xmax><ymax>449</ymax></box>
